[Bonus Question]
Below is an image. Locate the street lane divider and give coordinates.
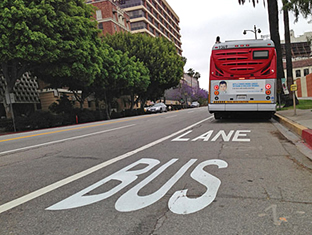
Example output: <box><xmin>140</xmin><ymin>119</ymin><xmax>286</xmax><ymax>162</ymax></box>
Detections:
<box><xmin>0</xmin><ymin>125</ymin><xmax>135</xmax><ymax>156</ymax></box>
<box><xmin>0</xmin><ymin>117</ymin><xmax>148</xmax><ymax>143</ymax></box>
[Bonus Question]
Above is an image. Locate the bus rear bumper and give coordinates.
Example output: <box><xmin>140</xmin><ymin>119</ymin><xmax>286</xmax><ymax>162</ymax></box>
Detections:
<box><xmin>208</xmin><ymin>103</ymin><xmax>276</xmax><ymax>113</ymax></box>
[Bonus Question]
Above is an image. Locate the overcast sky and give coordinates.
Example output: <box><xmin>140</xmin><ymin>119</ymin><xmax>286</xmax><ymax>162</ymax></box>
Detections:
<box><xmin>166</xmin><ymin>0</ymin><xmax>312</xmax><ymax>90</ymax></box>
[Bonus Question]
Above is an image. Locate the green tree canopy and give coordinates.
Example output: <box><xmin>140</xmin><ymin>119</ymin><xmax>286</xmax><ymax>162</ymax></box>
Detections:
<box><xmin>0</xmin><ymin>0</ymin><xmax>103</xmax><ymax>117</ymax></box>
<box><xmin>102</xmin><ymin>32</ymin><xmax>184</xmax><ymax>103</ymax></box>
<box><xmin>92</xmin><ymin>44</ymin><xmax>150</xmax><ymax>118</ymax></box>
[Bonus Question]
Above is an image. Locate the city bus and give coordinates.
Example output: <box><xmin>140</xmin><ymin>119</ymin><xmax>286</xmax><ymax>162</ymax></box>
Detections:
<box><xmin>208</xmin><ymin>39</ymin><xmax>277</xmax><ymax>119</ymax></box>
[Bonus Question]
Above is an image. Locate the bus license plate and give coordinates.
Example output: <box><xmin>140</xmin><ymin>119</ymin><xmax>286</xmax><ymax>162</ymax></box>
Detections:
<box><xmin>237</xmin><ymin>95</ymin><xmax>247</xmax><ymax>100</ymax></box>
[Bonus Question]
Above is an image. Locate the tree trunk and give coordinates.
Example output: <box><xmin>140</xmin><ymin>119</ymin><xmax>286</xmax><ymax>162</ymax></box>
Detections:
<box><xmin>72</xmin><ymin>90</ymin><xmax>85</xmax><ymax>110</ymax></box>
<box><xmin>3</xmin><ymin>87</ymin><xmax>12</xmax><ymax>119</ymax></box>
<box><xmin>267</xmin><ymin>0</ymin><xmax>285</xmax><ymax>98</ymax></box>
<box><xmin>103</xmin><ymin>91</ymin><xmax>111</xmax><ymax>120</ymax></box>
<box><xmin>130</xmin><ymin>93</ymin><xmax>135</xmax><ymax>110</ymax></box>
<box><xmin>283</xmin><ymin>2</ymin><xmax>298</xmax><ymax>106</ymax></box>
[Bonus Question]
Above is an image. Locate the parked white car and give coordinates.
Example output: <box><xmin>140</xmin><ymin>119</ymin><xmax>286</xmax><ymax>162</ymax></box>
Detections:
<box><xmin>145</xmin><ymin>103</ymin><xmax>167</xmax><ymax>113</ymax></box>
<box><xmin>190</xmin><ymin>101</ymin><xmax>200</xmax><ymax>108</ymax></box>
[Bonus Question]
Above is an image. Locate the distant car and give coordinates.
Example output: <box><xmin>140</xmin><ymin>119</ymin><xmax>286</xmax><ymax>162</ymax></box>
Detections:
<box><xmin>190</xmin><ymin>101</ymin><xmax>200</xmax><ymax>108</ymax></box>
<box><xmin>145</xmin><ymin>103</ymin><xmax>167</xmax><ymax>113</ymax></box>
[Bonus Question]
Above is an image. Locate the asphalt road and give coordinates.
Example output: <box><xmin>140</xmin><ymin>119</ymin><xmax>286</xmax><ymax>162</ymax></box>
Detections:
<box><xmin>1</xmin><ymin>107</ymin><xmax>312</xmax><ymax>235</ymax></box>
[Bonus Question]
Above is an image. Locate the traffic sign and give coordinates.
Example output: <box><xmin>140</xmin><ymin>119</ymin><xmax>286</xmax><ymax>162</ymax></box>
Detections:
<box><xmin>290</xmin><ymin>84</ymin><xmax>297</xmax><ymax>91</ymax></box>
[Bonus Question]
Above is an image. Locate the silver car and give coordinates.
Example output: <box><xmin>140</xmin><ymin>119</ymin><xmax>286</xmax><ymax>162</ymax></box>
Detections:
<box><xmin>146</xmin><ymin>103</ymin><xmax>167</xmax><ymax>113</ymax></box>
<box><xmin>190</xmin><ymin>101</ymin><xmax>200</xmax><ymax>108</ymax></box>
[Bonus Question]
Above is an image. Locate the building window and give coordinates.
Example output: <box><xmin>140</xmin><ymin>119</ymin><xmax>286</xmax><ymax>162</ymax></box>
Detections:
<box><xmin>96</xmin><ymin>10</ymin><xmax>102</xmax><ymax>20</ymax></box>
<box><xmin>98</xmin><ymin>23</ymin><xmax>103</xmax><ymax>29</ymax></box>
<box><xmin>117</xmin><ymin>0</ymin><xmax>143</xmax><ymax>8</ymax></box>
<box><xmin>130</xmin><ymin>21</ymin><xmax>147</xmax><ymax>30</ymax></box>
<box><xmin>149</xmin><ymin>25</ymin><xmax>154</xmax><ymax>34</ymax></box>
<box><xmin>148</xmin><ymin>14</ymin><xmax>153</xmax><ymax>23</ymax></box>
<box><xmin>295</xmin><ymin>69</ymin><xmax>301</xmax><ymax>77</ymax></box>
<box><xmin>304</xmin><ymin>68</ymin><xmax>309</xmax><ymax>76</ymax></box>
<box><xmin>128</xmin><ymin>10</ymin><xmax>145</xmax><ymax>19</ymax></box>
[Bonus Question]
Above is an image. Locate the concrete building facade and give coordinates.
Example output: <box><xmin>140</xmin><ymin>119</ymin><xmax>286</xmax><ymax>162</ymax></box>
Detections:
<box><xmin>117</xmin><ymin>0</ymin><xmax>182</xmax><ymax>55</ymax></box>
<box><xmin>0</xmin><ymin>73</ymin><xmax>40</xmax><ymax>118</ymax></box>
<box><xmin>86</xmin><ymin>0</ymin><xmax>131</xmax><ymax>35</ymax></box>
<box><xmin>283</xmin><ymin>58</ymin><xmax>312</xmax><ymax>98</ymax></box>
<box><xmin>281</xmin><ymin>30</ymin><xmax>312</xmax><ymax>98</ymax></box>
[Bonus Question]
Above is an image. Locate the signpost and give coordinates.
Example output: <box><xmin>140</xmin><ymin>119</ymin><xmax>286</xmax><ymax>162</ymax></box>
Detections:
<box><xmin>290</xmin><ymin>84</ymin><xmax>297</xmax><ymax>115</ymax></box>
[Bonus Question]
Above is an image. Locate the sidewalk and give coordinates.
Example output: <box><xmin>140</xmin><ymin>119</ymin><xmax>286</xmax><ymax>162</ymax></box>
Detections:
<box><xmin>274</xmin><ymin>108</ymin><xmax>312</xmax><ymax>150</ymax></box>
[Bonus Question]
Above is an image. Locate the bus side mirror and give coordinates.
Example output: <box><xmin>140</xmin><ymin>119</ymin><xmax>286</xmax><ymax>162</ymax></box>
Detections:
<box><xmin>243</xmin><ymin>30</ymin><xmax>246</xmax><ymax>35</ymax></box>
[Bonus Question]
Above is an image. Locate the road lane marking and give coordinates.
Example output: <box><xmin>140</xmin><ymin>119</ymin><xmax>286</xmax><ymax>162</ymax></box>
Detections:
<box><xmin>47</xmin><ymin>158</ymin><xmax>228</xmax><ymax>215</ymax></box>
<box><xmin>0</xmin><ymin>117</ymin><xmax>149</xmax><ymax>143</ymax></box>
<box><xmin>165</xmin><ymin>115</ymin><xmax>177</xmax><ymax>119</ymax></box>
<box><xmin>0</xmin><ymin>116</ymin><xmax>213</xmax><ymax>214</ymax></box>
<box><xmin>0</xmin><ymin>125</ymin><xmax>135</xmax><ymax>156</ymax></box>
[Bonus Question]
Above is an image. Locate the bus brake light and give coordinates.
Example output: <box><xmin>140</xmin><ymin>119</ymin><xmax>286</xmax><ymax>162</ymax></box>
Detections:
<box><xmin>265</xmin><ymin>84</ymin><xmax>272</xmax><ymax>89</ymax></box>
<box><xmin>214</xmin><ymin>85</ymin><xmax>219</xmax><ymax>90</ymax></box>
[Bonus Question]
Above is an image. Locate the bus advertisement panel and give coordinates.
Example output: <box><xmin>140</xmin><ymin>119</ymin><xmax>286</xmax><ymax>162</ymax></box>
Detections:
<box><xmin>208</xmin><ymin>39</ymin><xmax>277</xmax><ymax>119</ymax></box>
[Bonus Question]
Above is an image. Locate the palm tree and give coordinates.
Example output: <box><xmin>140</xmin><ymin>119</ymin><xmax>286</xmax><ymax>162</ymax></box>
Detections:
<box><xmin>285</xmin><ymin>0</ymin><xmax>312</xmax><ymax>22</ymax></box>
<box><xmin>238</xmin><ymin>0</ymin><xmax>285</xmax><ymax>104</ymax></box>
<box><xmin>282</xmin><ymin>0</ymin><xmax>294</xmax><ymax>105</ymax></box>
<box><xmin>187</xmin><ymin>68</ymin><xmax>195</xmax><ymax>78</ymax></box>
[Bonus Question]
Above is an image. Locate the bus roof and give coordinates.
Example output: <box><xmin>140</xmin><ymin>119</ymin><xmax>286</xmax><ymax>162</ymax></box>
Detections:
<box><xmin>212</xmin><ymin>39</ymin><xmax>275</xmax><ymax>50</ymax></box>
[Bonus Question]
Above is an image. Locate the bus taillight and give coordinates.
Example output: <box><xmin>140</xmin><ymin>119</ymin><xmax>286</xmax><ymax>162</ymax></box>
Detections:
<box><xmin>265</xmin><ymin>84</ymin><xmax>272</xmax><ymax>90</ymax></box>
<box><xmin>214</xmin><ymin>85</ymin><xmax>219</xmax><ymax>90</ymax></box>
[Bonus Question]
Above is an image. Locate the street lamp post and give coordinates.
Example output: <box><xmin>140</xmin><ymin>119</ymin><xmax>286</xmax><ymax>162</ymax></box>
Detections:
<box><xmin>243</xmin><ymin>25</ymin><xmax>261</xmax><ymax>39</ymax></box>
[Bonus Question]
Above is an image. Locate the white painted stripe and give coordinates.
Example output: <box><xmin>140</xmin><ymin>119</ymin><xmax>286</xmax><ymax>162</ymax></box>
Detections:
<box><xmin>165</xmin><ymin>115</ymin><xmax>177</xmax><ymax>119</ymax></box>
<box><xmin>0</xmin><ymin>116</ymin><xmax>213</xmax><ymax>214</ymax></box>
<box><xmin>0</xmin><ymin>125</ymin><xmax>136</xmax><ymax>156</ymax></box>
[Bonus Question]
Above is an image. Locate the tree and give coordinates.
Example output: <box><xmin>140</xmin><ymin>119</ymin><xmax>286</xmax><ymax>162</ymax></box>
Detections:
<box><xmin>187</xmin><ymin>68</ymin><xmax>195</xmax><ymax>78</ymax></box>
<box><xmin>283</xmin><ymin>0</ymin><xmax>312</xmax><ymax>104</ymax></box>
<box><xmin>102</xmin><ymin>32</ymin><xmax>184</xmax><ymax>105</ymax></box>
<box><xmin>238</xmin><ymin>0</ymin><xmax>285</xmax><ymax>103</ymax></box>
<box><xmin>0</xmin><ymin>0</ymin><xmax>103</xmax><ymax>118</ymax></box>
<box><xmin>239</xmin><ymin>0</ymin><xmax>312</xmax><ymax>105</ymax></box>
<box><xmin>285</xmin><ymin>0</ymin><xmax>312</xmax><ymax>22</ymax></box>
<box><xmin>282</xmin><ymin>0</ymin><xmax>295</xmax><ymax>105</ymax></box>
<box><xmin>92</xmin><ymin>45</ymin><xmax>150</xmax><ymax>119</ymax></box>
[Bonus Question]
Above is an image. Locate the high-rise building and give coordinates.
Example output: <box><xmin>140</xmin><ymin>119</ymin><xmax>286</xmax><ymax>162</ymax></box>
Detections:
<box><xmin>86</xmin><ymin>0</ymin><xmax>131</xmax><ymax>35</ymax></box>
<box><xmin>117</xmin><ymin>0</ymin><xmax>182</xmax><ymax>55</ymax></box>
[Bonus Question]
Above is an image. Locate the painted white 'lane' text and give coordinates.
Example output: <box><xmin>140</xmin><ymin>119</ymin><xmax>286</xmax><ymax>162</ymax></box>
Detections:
<box><xmin>171</xmin><ymin>130</ymin><xmax>251</xmax><ymax>142</ymax></box>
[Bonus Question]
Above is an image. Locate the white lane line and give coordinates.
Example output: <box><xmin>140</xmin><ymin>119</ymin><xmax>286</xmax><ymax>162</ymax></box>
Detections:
<box><xmin>0</xmin><ymin>116</ymin><xmax>213</xmax><ymax>214</ymax></box>
<box><xmin>0</xmin><ymin>125</ymin><xmax>136</xmax><ymax>156</ymax></box>
<box><xmin>165</xmin><ymin>115</ymin><xmax>177</xmax><ymax>119</ymax></box>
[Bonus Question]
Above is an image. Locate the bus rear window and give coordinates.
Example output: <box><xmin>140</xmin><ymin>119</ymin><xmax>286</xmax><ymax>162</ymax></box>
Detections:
<box><xmin>253</xmin><ymin>50</ymin><xmax>269</xmax><ymax>59</ymax></box>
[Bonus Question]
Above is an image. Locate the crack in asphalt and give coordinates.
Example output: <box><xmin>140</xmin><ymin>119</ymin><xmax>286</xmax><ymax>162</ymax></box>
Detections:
<box><xmin>217</xmin><ymin>194</ymin><xmax>312</xmax><ymax>204</ymax></box>
<box><xmin>149</xmin><ymin>208</ymin><xmax>170</xmax><ymax>235</ymax></box>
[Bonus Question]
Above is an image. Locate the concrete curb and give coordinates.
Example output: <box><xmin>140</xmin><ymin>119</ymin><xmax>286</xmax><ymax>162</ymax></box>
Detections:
<box><xmin>302</xmin><ymin>129</ymin><xmax>312</xmax><ymax>148</ymax></box>
<box><xmin>274</xmin><ymin>113</ymin><xmax>312</xmax><ymax>148</ymax></box>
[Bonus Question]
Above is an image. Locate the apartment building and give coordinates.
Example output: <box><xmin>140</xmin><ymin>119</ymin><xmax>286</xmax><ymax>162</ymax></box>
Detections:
<box><xmin>86</xmin><ymin>0</ymin><xmax>131</xmax><ymax>35</ymax></box>
<box><xmin>117</xmin><ymin>0</ymin><xmax>182</xmax><ymax>55</ymax></box>
<box><xmin>281</xmin><ymin>30</ymin><xmax>312</xmax><ymax>98</ymax></box>
<box><xmin>283</xmin><ymin>58</ymin><xmax>312</xmax><ymax>98</ymax></box>
<box><xmin>281</xmin><ymin>30</ymin><xmax>312</xmax><ymax>58</ymax></box>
